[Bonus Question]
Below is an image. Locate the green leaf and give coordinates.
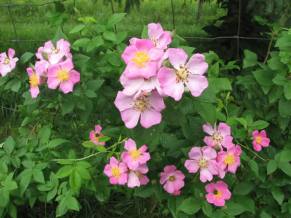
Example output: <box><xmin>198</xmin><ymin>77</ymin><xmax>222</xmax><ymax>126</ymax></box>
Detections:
<box><xmin>134</xmin><ymin>186</ymin><xmax>155</xmax><ymax>198</ymax></box>
<box><xmin>48</xmin><ymin>138</ymin><xmax>69</xmax><ymax>149</ymax></box>
<box><xmin>56</xmin><ymin>165</ymin><xmax>73</xmax><ymax>178</ymax></box>
<box><xmin>38</xmin><ymin>125</ymin><xmax>51</xmax><ymax>144</ymax></box>
<box><xmin>248</xmin><ymin>159</ymin><xmax>259</xmax><ymax>177</ymax></box>
<box><xmin>33</xmin><ymin>169</ymin><xmax>45</xmax><ymax>183</ymax></box>
<box><xmin>233</xmin><ymin>182</ymin><xmax>254</xmax><ymax>195</ymax></box>
<box><xmin>243</xmin><ymin>49</ymin><xmax>258</xmax><ymax>68</ymax></box>
<box><xmin>279</xmin><ymin>98</ymin><xmax>291</xmax><ymax>117</ymax></box>
<box><xmin>103</xmin><ymin>31</ymin><xmax>117</xmax><ymax>42</ymax></box>
<box><xmin>66</xmin><ymin>196</ymin><xmax>80</xmax><ymax>211</ymax></box>
<box><xmin>178</xmin><ymin>197</ymin><xmax>201</xmax><ymax>215</ymax></box>
<box><xmin>271</xmin><ymin>187</ymin><xmax>284</xmax><ymax>205</ymax></box>
<box><xmin>107</xmin><ymin>13</ymin><xmax>126</xmax><ymax>27</ymax></box>
<box><xmin>69</xmin><ymin>170</ymin><xmax>82</xmax><ymax>191</ymax></box>
<box><xmin>4</xmin><ymin>136</ymin><xmax>15</xmax><ymax>154</ymax></box>
<box><xmin>226</xmin><ymin>202</ymin><xmax>246</xmax><ymax>216</ymax></box>
<box><xmin>18</xmin><ymin>169</ymin><xmax>33</xmax><ymax>194</ymax></box>
<box><xmin>267</xmin><ymin>160</ymin><xmax>277</xmax><ymax>175</ymax></box>
<box><xmin>20</xmin><ymin>52</ymin><xmax>34</xmax><ymax>64</ymax></box>
<box><xmin>194</xmin><ymin>101</ymin><xmax>216</xmax><ymax>123</ymax></box>
<box><xmin>249</xmin><ymin>120</ymin><xmax>269</xmax><ymax>130</ymax></box>
<box><xmin>283</xmin><ymin>82</ymin><xmax>291</xmax><ymax>100</ymax></box>
<box><xmin>69</xmin><ymin>24</ymin><xmax>85</xmax><ymax>34</ymax></box>
<box><xmin>253</xmin><ymin>69</ymin><xmax>274</xmax><ymax>94</ymax></box>
<box><xmin>72</xmin><ymin>38</ymin><xmax>90</xmax><ymax>50</ymax></box>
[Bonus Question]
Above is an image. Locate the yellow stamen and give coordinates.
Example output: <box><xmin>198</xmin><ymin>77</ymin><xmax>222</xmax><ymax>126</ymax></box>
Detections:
<box><xmin>134</xmin><ymin>95</ymin><xmax>150</xmax><ymax>112</ymax></box>
<box><xmin>132</xmin><ymin>51</ymin><xmax>150</xmax><ymax>68</ymax></box>
<box><xmin>111</xmin><ymin>167</ymin><xmax>121</xmax><ymax>178</ymax></box>
<box><xmin>4</xmin><ymin>58</ymin><xmax>10</xmax><ymax>65</ymax></box>
<box><xmin>130</xmin><ymin>149</ymin><xmax>141</xmax><ymax>160</ymax></box>
<box><xmin>199</xmin><ymin>158</ymin><xmax>208</xmax><ymax>168</ymax></box>
<box><xmin>224</xmin><ymin>153</ymin><xmax>235</xmax><ymax>165</ymax></box>
<box><xmin>256</xmin><ymin>136</ymin><xmax>262</xmax><ymax>144</ymax></box>
<box><xmin>214</xmin><ymin>190</ymin><xmax>222</xmax><ymax>199</ymax></box>
<box><xmin>57</xmin><ymin>69</ymin><xmax>69</xmax><ymax>82</ymax></box>
<box><xmin>176</xmin><ymin>66</ymin><xmax>189</xmax><ymax>82</ymax></box>
<box><xmin>29</xmin><ymin>73</ymin><xmax>39</xmax><ymax>87</ymax></box>
<box><xmin>168</xmin><ymin>175</ymin><xmax>176</xmax><ymax>181</ymax></box>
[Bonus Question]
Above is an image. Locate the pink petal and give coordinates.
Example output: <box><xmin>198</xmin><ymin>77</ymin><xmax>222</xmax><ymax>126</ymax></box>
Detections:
<box><xmin>188</xmin><ymin>147</ymin><xmax>202</xmax><ymax>160</ymax></box>
<box><xmin>149</xmin><ymin>91</ymin><xmax>165</xmax><ymax>111</ymax></box>
<box><xmin>202</xmin><ymin>123</ymin><xmax>215</xmax><ymax>135</ymax></box>
<box><xmin>114</xmin><ymin>91</ymin><xmax>134</xmax><ymax>111</ymax></box>
<box><xmin>8</xmin><ymin>48</ymin><xmax>15</xmax><ymax>58</ymax></box>
<box><xmin>30</xmin><ymin>86</ymin><xmax>40</xmax><ymax>98</ymax></box>
<box><xmin>218</xmin><ymin>123</ymin><xmax>231</xmax><ymax>136</ymax></box>
<box><xmin>184</xmin><ymin>160</ymin><xmax>199</xmax><ymax>173</ymax></box>
<box><xmin>59</xmin><ymin>81</ymin><xmax>74</xmax><ymax>93</ymax></box>
<box><xmin>148</xmin><ymin>23</ymin><xmax>163</xmax><ymax>39</ymax></box>
<box><xmin>121</xmin><ymin>108</ymin><xmax>141</xmax><ymax>128</ymax></box>
<box><xmin>167</xmin><ymin>48</ymin><xmax>188</xmax><ymax>69</ymax></box>
<box><xmin>186</xmin><ymin>53</ymin><xmax>208</xmax><ymax>75</ymax></box>
<box><xmin>69</xmin><ymin>70</ymin><xmax>80</xmax><ymax>84</ymax></box>
<box><xmin>47</xmin><ymin>77</ymin><xmax>60</xmax><ymax>89</ymax></box>
<box><xmin>186</xmin><ymin>74</ymin><xmax>208</xmax><ymax>97</ymax></box>
<box><xmin>124</xmin><ymin>138</ymin><xmax>137</xmax><ymax>151</ymax></box>
<box><xmin>140</xmin><ymin>109</ymin><xmax>162</xmax><ymax>128</ymax></box>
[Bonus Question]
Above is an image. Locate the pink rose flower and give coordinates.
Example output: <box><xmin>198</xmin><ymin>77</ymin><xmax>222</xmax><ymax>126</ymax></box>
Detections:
<box><xmin>89</xmin><ymin>125</ymin><xmax>105</xmax><ymax>146</ymax></box>
<box><xmin>147</xmin><ymin>23</ymin><xmax>172</xmax><ymax>49</ymax></box>
<box><xmin>121</xmin><ymin>39</ymin><xmax>164</xmax><ymax>79</ymax></box>
<box><xmin>104</xmin><ymin>157</ymin><xmax>128</xmax><ymax>185</ymax></box>
<box><xmin>205</xmin><ymin>181</ymin><xmax>231</xmax><ymax>207</ymax></box>
<box><xmin>157</xmin><ymin>48</ymin><xmax>208</xmax><ymax>101</ymax></box>
<box><xmin>114</xmin><ymin>90</ymin><xmax>165</xmax><ymax>129</ymax></box>
<box><xmin>160</xmin><ymin>165</ymin><xmax>185</xmax><ymax>196</ymax></box>
<box><xmin>0</xmin><ymin>48</ymin><xmax>18</xmax><ymax>77</ymax></box>
<box><xmin>47</xmin><ymin>58</ymin><xmax>80</xmax><ymax>94</ymax></box>
<box><xmin>217</xmin><ymin>145</ymin><xmax>242</xmax><ymax>178</ymax></box>
<box><xmin>203</xmin><ymin>122</ymin><xmax>234</xmax><ymax>150</ymax></box>
<box><xmin>184</xmin><ymin>146</ymin><xmax>218</xmax><ymax>183</ymax></box>
<box><xmin>26</xmin><ymin>67</ymin><xmax>42</xmax><ymax>98</ymax></box>
<box><xmin>252</xmin><ymin>130</ymin><xmax>270</xmax><ymax>152</ymax></box>
<box><xmin>121</xmin><ymin>138</ymin><xmax>150</xmax><ymax>170</ymax></box>
<box><xmin>36</xmin><ymin>39</ymin><xmax>71</xmax><ymax>65</ymax></box>
<box><xmin>127</xmin><ymin>164</ymin><xmax>149</xmax><ymax>188</ymax></box>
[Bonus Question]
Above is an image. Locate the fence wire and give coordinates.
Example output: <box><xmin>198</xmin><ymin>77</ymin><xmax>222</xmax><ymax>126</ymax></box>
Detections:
<box><xmin>0</xmin><ymin>0</ymin><xmax>270</xmax><ymax>50</ymax></box>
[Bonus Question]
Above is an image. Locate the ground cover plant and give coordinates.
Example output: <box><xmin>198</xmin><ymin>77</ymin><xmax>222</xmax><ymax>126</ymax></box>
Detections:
<box><xmin>1</xmin><ymin>1</ymin><xmax>291</xmax><ymax>218</ymax></box>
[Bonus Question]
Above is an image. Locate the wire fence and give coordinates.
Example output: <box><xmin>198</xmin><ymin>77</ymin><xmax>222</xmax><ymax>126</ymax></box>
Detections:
<box><xmin>0</xmin><ymin>0</ymin><xmax>270</xmax><ymax>54</ymax></box>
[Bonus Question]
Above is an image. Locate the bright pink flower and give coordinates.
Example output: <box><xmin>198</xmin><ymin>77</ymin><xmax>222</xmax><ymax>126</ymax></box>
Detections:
<box><xmin>184</xmin><ymin>146</ymin><xmax>218</xmax><ymax>183</ymax></box>
<box><xmin>217</xmin><ymin>145</ymin><xmax>242</xmax><ymax>178</ymax></box>
<box><xmin>121</xmin><ymin>138</ymin><xmax>150</xmax><ymax>170</ymax></box>
<box><xmin>26</xmin><ymin>67</ymin><xmax>42</xmax><ymax>98</ymax></box>
<box><xmin>47</xmin><ymin>58</ymin><xmax>80</xmax><ymax>94</ymax></box>
<box><xmin>89</xmin><ymin>125</ymin><xmax>105</xmax><ymax>146</ymax></box>
<box><xmin>120</xmin><ymin>71</ymin><xmax>163</xmax><ymax>96</ymax></box>
<box><xmin>36</xmin><ymin>39</ymin><xmax>71</xmax><ymax>65</ymax></box>
<box><xmin>147</xmin><ymin>23</ymin><xmax>172</xmax><ymax>49</ymax></box>
<box><xmin>104</xmin><ymin>157</ymin><xmax>128</xmax><ymax>185</ymax></box>
<box><xmin>158</xmin><ymin>48</ymin><xmax>208</xmax><ymax>101</ymax></box>
<box><xmin>252</xmin><ymin>130</ymin><xmax>270</xmax><ymax>152</ymax></box>
<box><xmin>160</xmin><ymin>165</ymin><xmax>185</xmax><ymax>196</ymax></box>
<box><xmin>203</xmin><ymin>123</ymin><xmax>234</xmax><ymax>150</ymax></box>
<box><xmin>0</xmin><ymin>48</ymin><xmax>18</xmax><ymax>76</ymax></box>
<box><xmin>121</xmin><ymin>39</ymin><xmax>164</xmax><ymax>79</ymax></box>
<box><xmin>114</xmin><ymin>90</ymin><xmax>165</xmax><ymax>129</ymax></box>
<box><xmin>127</xmin><ymin>164</ymin><xmax>149</xmax><ymax>188</ymax></box>
<box><xmin>205</xmin><ymin>181</ymin><xmax>231</xmax><ymax>207</ymax></box>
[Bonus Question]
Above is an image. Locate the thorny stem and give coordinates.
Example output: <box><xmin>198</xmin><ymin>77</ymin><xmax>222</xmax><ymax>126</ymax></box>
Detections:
<box><xmin>51</xmin><ymin>138</ymin><xmax>127</xmax><ymax>162</ymax></box>
<box><xmin>263</xmin><ymin>31</ymin><xmax>275</xmax><ymax>64</ymax></box>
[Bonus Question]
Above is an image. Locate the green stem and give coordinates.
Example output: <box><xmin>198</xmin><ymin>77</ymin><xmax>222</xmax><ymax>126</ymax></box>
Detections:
<box><xmin>51</xmin><ymin>138</ymin><xmax>127</xmax><ymax>162</ymax></box>
<box><xmin>239</xmin><ymin>143</ymin><xmax>268</xmax><ymax>162</ymax></box>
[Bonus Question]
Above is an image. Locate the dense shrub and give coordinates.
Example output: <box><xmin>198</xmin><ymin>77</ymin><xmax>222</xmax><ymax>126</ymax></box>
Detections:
<box><xmin>1</xmin><ymin>12</ymin><xmax>291</xmax><ymax>218</ymax></box>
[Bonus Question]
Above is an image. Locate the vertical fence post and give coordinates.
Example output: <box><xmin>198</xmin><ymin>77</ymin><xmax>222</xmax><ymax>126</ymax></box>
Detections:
<box><xmin>170</xmin><ymin>0</ymin><xmax>176</xmax><ymax>30</ymax></box>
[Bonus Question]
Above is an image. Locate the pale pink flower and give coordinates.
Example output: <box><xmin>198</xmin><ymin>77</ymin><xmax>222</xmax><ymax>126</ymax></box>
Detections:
<box><xmin>184</xmin><ymin>146</ymin><xmax>218</xmax><ymax>183</ymax></box>
<box><xmin>0</xmin><ymin>48</ymin><xmax>18</xmax><ymax>76</ymax></box>
<box><xmin>127</xmin><ymin>164</ymin><xmax>149</xmax><ymax>188</ymax></box>
<box><xmin>26</xmin><ymin>67</ymin><xmax>42</xmax><ymax>98</ymax></box>
<box><xmin>121</xmin><ymin>39</ymin><xmax>164</xmax><ymax>79</ymax></box>
<box><xmin>147</xmin><ymin>23</ymin><xmax>172</xmax><ymax>49</ymax></box>
<box><xmin>34</xmin><ymin>60</ymin><xmax>50</xmax><ymax>76</ymax></box>
<box><xmin>114</xmin><ymin>90</ymin><xmax>165</xmax><ymax>129</ymax></box>
<box><xmin>36</xmin><ymin>39</ymin><xmax>71</xmax><ymax>65</ymax></box>
<box><xmin>217</xmin><ymin>145</ymin><xmax>242</xmax><ymax>178</ymax></box>
<box><xmin>121</xmin><ymin>138</ymin><xmax>150</xmax><ymax>170</ymax></box>
<box><xmin>158</xmin><ymin>48</ymin><xmax>208</xmax><ymax>101</ymax></box>
<box><xmin>205</xmin><ymin>181</ymin><xmax>231</xmax><ymax>207</ymax></box>
<box><xmin>47</xmin><ymin>58</ymin><xmax>80</xmax><ymax>94</ymax></box>
<box><xmin>89</xmin><ymin>125</ymin><xmax>105</xmax><ymax>146</ymax></box>
<box><xmin>252</xmin><ymin>130</ymin><xmax>270</xmax><ymax>152</ymax></box>
<box><xmin>160</xmin><ymin>165</ymin><xmax>185</xmax><ymax>196</ymax></box>
<box><xmin>120</xmin><ymin>71</ymin><xmax>163</xmax><ymax>96</ymax></box>
<box><xmin>203</xmin><ymin>122</ymin><xmax>234</xmax><ymax>150</ymax></box>
<box><xmin>104</xmin><ymin>157</ymin><xmax>128</xmax><ymax>185</ymax></box>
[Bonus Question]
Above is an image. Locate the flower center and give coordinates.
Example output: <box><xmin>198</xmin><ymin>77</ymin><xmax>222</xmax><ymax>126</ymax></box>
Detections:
<box><xmin>52</xmin><ymin>47</ymin><xmax>59</xmax><ymax>54</ymax></box>
<box><xmin>29</xmin><ymin>73</ymin><xmax>39</xmax><ymax>87</ymax></box>
<box><xmin>57</xmin><ymin>69</ymin><xmax>69</xmax><ymax>82</ymax></box>
<box><xmin>212</xmin><ymin>132</ymin><xmax>223</xmax><ymax>144</ymax></box>
<box><xmin>176</xmin><ymin>66</ymin><xmax>189</xmax><ymax>82</ymax></box>
<box><xmin>3</xmin><ymin>58</ymin><xmax>10</xmax><ymax>65</ymax></box>
<box><xmin>224</xmin><ymin>153</ymin><xmax>235</xmax><ymax>165</ymax></box>
<box><xmin>168</xmin><ymin>175</ymin><xmax>176</xmax><ymax>182</ymax></box>
<box><xmin>130</xmin><ymin>149</ymin><xmax>141</xmax><ymax>160</ymax></box>
<box><xmin>111</xmin><ymin>167</ymin><xmax>121</xmax><ymax>178</ymax></box>
<box><xmin>199</xmin><ymin>158</ymin><xmax>208</xmax><ymax>168</ymax></box>
<box><xmin>214</xmin><ymin>189</ymin><xmax>222</xmax><ymax>199</ymax></box>
<box><xmin>132</xmin><ymin>51</ymin><xmax>150</xmax><ymax>67</ymax></box>
<box><xmin>256</xmin><ymin>136</ymin><xmax>262</xmax><ymax>144</ymax></box>
<box><xmin>134</xmin><ymin>95</ymin><xmax>150</xmax><ymax>112</ymax></box>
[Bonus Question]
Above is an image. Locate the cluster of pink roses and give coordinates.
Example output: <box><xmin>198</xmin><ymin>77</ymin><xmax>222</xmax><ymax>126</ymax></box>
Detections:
<box><xmin>104</xmin><ymin>138</ymin><xmax>150</xmax><ymax>188</ymax></box>
<box><xmin>114</xmin><ymin>23</ymin><xmax>209</xmax><ymax>129</ymax></box>
<box><xmin>26</xmin><ymin>39</ymin><xmax>80</xmax><ymax>98</ymax></box>
<box><xmin>0</xmin><ymin>48</ymin><xmax>18</xmax><ymax>77</ymax></box>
